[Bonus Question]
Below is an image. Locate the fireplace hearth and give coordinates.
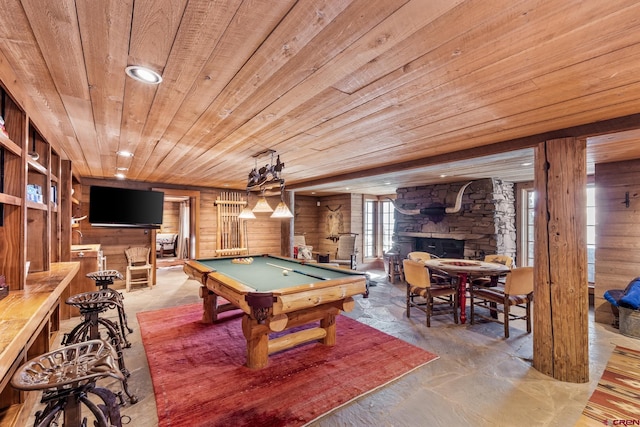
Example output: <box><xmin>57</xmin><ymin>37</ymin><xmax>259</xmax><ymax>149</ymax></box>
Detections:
<box><xmin>415</xmin><ymin>237</ymin><xmax>465</xmax><ymax>259</ymax></box>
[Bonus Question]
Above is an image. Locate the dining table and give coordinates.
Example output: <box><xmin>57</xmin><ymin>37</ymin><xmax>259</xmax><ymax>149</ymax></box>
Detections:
<box><xmin>422</xmin><ymin>258</ymin><xmax>511</xmax><ymax>324</ymax></box>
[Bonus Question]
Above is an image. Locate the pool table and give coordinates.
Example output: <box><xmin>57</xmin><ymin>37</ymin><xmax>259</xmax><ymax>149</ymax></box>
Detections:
<box><xmin>183</xmin><ymin>254</ymin><xmax>368</xmax><ymax>369</ymax></box>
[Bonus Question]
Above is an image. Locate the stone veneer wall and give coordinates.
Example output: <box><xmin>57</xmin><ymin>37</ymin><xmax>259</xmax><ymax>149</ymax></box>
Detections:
<box><xmin>393</xmin><ymin>178</ymin><xmax>516</xmax><ymax>262</ymax></box>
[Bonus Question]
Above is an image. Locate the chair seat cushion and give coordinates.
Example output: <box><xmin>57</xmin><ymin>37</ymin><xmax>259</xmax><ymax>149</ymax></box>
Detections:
<box><xmin>472</xmin><ymin>287</ymin><xmax>529</xmax><ymax>305</ymax></box>
<box><xmin>409</xmin><ymin>285</ymin><xmax>455</xmax><ymax>298</ymax></box>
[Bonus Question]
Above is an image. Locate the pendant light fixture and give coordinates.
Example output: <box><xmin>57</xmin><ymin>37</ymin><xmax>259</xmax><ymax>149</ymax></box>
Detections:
<box><xmin>244</xmin><ymin>150</ymin><xmax>293</xmax><ymax>219</ymax></box>
<box><xmin>238</xmin><ymin>192</ymin><xmax>257</xmax><ymax>219</ymax></box>
<box><xmin>270</xmin><ymin>183</ymin><xmax>294</xmax><ymax>218</ymax></box>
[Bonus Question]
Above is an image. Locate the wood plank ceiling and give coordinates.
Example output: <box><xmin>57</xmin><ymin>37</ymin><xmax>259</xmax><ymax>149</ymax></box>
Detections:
<box><xmin>0</xmin><ymin>0</ymin><xmax>639</xmax><ymax>195</ymax></box>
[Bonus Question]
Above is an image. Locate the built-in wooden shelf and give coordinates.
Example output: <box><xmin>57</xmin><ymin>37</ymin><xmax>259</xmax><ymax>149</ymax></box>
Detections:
<box><xmin>0</xmin><ymin>133</ymin><xmax>21</xmax><ymax>156</ymax></box>
<box><xmin>26</xmin><ymin>159</ymin><xmax>47</xmax><ymax>176</ymax></box>
<box><xmin>25</xmin><ymin>200</ymin><xmax>47</xmax><ymax>211</ymax></box>
<box><xmin>0</xmin><ymin>193</ymin><xmax>21</xmax><ymax>206</ymax></box>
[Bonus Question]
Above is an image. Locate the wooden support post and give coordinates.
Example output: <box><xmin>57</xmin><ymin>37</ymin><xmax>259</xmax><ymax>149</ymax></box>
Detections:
<box><xmin>533</xmin><ymin>137</ymin><xmax>589</xmax><ymax>383</ymax></box>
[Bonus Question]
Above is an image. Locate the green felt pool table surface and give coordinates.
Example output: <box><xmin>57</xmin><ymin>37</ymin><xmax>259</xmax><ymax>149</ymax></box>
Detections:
<box><xmin>192</xmin><ymin>255</ymin><xmax>364</xmax><ymax>292</ymax></box>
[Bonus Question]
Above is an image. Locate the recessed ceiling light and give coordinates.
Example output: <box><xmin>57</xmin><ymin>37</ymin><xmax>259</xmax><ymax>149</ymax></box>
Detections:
<box><xmin>116</xmin><ymin>167</ymin><xmax>129</xmax><ymax>171</ymax></box>
<box><xmin>521</xmin><ymin>162</ymin><xmax>533</xmax><ymax>166</ymax></box>
<box><xmin>114</xmin><ymin>173</ymin><xmax>126</xmax><ymax>179</ymax></box>
<box><xmin>117</xmin><ymin>150</ymin><xmax>134</xmax><ymax>157</ymax></box>
<box><xmin>125</xmin><ymin>65</ymin><xmax>163</xmax><ymax>84</ymax></box>
<box><xmin>440</xmin><ymin>174</ymin><xmax>447</xmax><ymax>178</ymax></box>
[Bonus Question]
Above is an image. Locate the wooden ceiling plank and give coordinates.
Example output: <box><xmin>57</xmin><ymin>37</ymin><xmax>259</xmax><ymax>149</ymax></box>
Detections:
<box><xmin>135</xmin><ymin>0</ymin><xmax>298</xmax><ymax>183</ymax></box>
<box><xmin>76</xmin><ymin>0</ymin><xmax>132</xmax><ymax>178</ymax></box>
<box><xmin>0</xmin><ymin>0</ymin><xmax>77</xmax><ymax>159</ymax></box>
<box><xmin>147</xmin><ymin>0</ymin><xmax>357</xmax><ymax>183</ymax></box>
<box><xmin>207</xmin><ymin>0</ymin><xmax>634</xmax><ymax>178</ymax></box>
<box><xmin>129</xmin><ymin>0</ymin><xmax>243</xmax><ymax>179</ymax></box>
<box><xmin>155</xmin><ymin>0</ymin><xmax>460</xmax><ymax>182</ymax></box>
<box><xmin>202</xmin><ymin>0</ymin><xmax>464</xmax><ymax>159</ymax></box>
<box><xmin>118</xmin><ymin>0</ymin><xmax>188</xmax><ymax>177</ymax></box>
<box><xmin>264</xmin><ymin>18</ymin><xmax>640</xmax><ymax>171</ymax></box>
<box><xmin>18</xmin><ymin>0</ymin><xmax>108</xmax><ymax>176</ymax></box>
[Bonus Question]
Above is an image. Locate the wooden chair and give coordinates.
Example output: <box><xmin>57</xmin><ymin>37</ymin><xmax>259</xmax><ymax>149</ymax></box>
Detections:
<box><xmin>407</xmin><ymin>251</ymin><xmax>450</xmax><ymax>284</ymax></box>
<box><xmin>407</xmin><ymin>251</ymin><xmax>434</xmax><ymax>262</ymax></box>
<box><xmin>330</xmin><ymin>234</ymin><xmax>357</xmax><ymax>269</ymax></box>
<box><xmin>124</xmin><ymin>247</ymin><xmax>153</xmax><ymax>292</ymax></box>
<box><xmin>470</xmin><ymin>254</ymin><xmax>514</xmax><ymax>287</ymax></box>
<box><xmin>403</xmin><ymin>259</ymin><xmax>459</xmax><ymax>327</ymax></box>
<box><xmin>469</xmin><ymin>266</ymin><xmax>533</xmax><ymax>338</ymax></box>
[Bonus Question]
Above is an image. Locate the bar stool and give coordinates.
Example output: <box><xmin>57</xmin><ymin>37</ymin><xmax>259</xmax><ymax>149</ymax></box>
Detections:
<box><xmin>86</xmin><ymin>270</ymin><xmax>133</xmax><ymax>346</ymax></box>
<box><xmin>386</xmin><ymin>252</ymin><xmax>405</xmax><ymax>284</ymax></box>
<box><xmin>63</xmin><ymin>290</ymin><xmax>138</xmax><ymax>404</ymax></box>
<box><xmin>11</xmin><ymin>340</ymin><xmax>124</xmax><ymax>427</ymax></box>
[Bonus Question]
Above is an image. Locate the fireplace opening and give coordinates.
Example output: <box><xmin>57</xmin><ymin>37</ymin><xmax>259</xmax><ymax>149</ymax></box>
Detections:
<box><xmin>415</xmin><ymin>238</ymin><xmax>465</xmax><ymax>259</ymax></box>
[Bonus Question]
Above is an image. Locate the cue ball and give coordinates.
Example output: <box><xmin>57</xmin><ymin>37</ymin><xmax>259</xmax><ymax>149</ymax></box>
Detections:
<box><xmin>282</xmin><ymin>270</ymin><xmax>289</xmax><ymax>276</ymax></box>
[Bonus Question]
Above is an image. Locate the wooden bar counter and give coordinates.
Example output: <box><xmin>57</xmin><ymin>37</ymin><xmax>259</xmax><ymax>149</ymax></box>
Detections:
<box><xmin>0</xmin><ymin>262</ymin><xmax>80</xmax><ymax>427</ymax></box>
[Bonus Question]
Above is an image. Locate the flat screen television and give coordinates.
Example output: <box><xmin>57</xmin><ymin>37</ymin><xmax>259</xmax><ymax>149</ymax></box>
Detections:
<box><xmin>89</xmin><ymin>186</ymin><xmax>164</xmax><ymax>229</ymax></box>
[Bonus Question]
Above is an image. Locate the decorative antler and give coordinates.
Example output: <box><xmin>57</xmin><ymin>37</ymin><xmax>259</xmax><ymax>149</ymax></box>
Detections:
<box><xmin>445</xmin><ymin>181</ymin><xmax>472</xmax><ymax>213</ymax></box>
<box><xmin>326</xmin><ymin>205</ymin><xmax>342</xmax><ymax>212</ymax></box>
<box><xmin>388</xmin><ymin>181</ymin><xmax>473</xmax><ymax>216</ymax></box>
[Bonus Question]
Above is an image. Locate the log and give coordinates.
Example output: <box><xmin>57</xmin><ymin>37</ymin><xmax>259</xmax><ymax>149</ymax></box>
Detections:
<box><xmin>533</xmin><ymin>137</ymin><xmax>589</xmax><ymax>383</ymax></box>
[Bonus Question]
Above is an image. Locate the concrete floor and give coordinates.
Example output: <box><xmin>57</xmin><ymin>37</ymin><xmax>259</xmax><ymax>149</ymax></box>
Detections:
<box><xmin>54</xmin><ymin>265</ymin><xmax>639</xmax><ymax>427</ymax></box>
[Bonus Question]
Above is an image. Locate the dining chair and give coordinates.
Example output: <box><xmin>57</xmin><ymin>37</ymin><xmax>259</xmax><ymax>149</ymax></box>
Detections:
<box><xmin>330</xmin><ymin>234</ymin><xmax>357</xmax><ymax>269</ymax></box>
<box><xmin>407</xmin><ymin>251</ymin><xmax>434</xmax><ymax>262</ymax></box>
<box><xmin>470</xmin><ymin>254</ymin><xmax>514</xmax><ymax>287</ymax></box>
<box><xmin>124</xmin><ymin>247</ymin><xmax>153</xmax><ymax>292</ymax></box>
<box><xmin>407</xmin><ymin>252</ymin><xmax>450</xmax><ymax>284</ymax></box>
<box><xmin>469</xmin><ymin>266</ymin><xmax>533</xmax><ymax>338</ymax></box>
<box><xmin>403</xmin><ymin>259</ymin><xmax>459</xmax><ymax>327</ymax></box>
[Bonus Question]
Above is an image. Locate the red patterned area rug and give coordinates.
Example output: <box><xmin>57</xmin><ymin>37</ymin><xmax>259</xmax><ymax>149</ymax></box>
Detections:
<box><xmin>137</xmin><ymin>303</ymin><xmax>438</xmax><ymax>427</ymax></box>
<box><xmin>576</xmin><ymin>346</ymin><xmax>640</xmax><ymax>426</ymax></box>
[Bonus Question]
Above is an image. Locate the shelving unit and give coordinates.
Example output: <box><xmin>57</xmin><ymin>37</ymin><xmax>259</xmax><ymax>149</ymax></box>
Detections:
<box><xmin>0</xmin><ymin>79</ymin><xmax>75</xmax><ymax>426</ymax></box>
<box><xmin>0</xmin><ymin>84</ymin><xmax>71</xmax><ymax>290</ymax></box>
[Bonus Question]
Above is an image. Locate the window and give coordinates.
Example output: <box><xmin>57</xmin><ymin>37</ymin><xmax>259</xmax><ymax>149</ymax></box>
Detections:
<box><xmin>363</xmin><ymin>198</ymin><xmax>395</xmax><ymax>259</ymax></box>
<box><xmin>381</xmin><ymin>200</ymin><xmax>395</xmax><ymax>254</ymax></box>
<box><xmin>521</xmin><ymin>184</ymin><xmax>595</xmax><ymax>282</ymax></box>
<box><xmin>363</xmin><ymin>200</ymin><xmax>375</xmax><ymax>258</ymax></box>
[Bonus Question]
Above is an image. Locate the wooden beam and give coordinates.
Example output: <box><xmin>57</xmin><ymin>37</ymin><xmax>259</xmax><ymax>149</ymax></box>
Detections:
<box><xmin>287</xmin><ymin>113</ymin><xmax>640</xmax><ymax>190</ymax></box>
<box><xmin>533</xmin><ymin>137</ymin><xmax>589</xmax><ymax>383</ymax></box>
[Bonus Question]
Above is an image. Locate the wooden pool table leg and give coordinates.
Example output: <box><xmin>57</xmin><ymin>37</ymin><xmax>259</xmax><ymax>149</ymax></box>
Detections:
<box><xmin>242</xmin><ymin>315</ymin><xmax>270</xmax><ymax>369</ymax></box>
<box><xmin>320</xmin><ymin>313</ymin><xmax>337</xmax><ymax>346</ymax></box>
<box><xmin>199</xmin><ymin>287</ymin><xmax>239</xmax><ymax>323</ymax></box>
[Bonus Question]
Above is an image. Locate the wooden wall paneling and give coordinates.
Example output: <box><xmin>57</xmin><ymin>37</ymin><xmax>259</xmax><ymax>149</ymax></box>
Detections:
<box><xmin>161</xmin><ymin>201</ymin><xmax>180</xmax><ymax>232</ymax></box>
<box><xmin>533</xmin><ymin>137</ymin><xmax>589</xmax><ymax>383</ymax></box>
<box><xmin>280</xmin><ymin>191</ymin><xmax>294</xmax><ymax>258</ymax></box>
<box><xmin>198</xmin><ymin>190</ymin><xmax>217</xmax><ymax>258</ymax></box>
<box><xmin>244</xmin><ymin>194</ymin><xmax>282</xmax><ymax>256</ymax></box>
<box><xmin>293</xmin><ymin>195</ymin><xmax>321</xmax><ymax>250</ymax></box>
<box><xmin>317</xmin><ymin>194</ymin><xmax>353</xmax><ymax>256</ymax></box>
<box><xmin>594</xmin><ymin>159</ymin><xmax>640</xmax><ymax>325</ymax></box>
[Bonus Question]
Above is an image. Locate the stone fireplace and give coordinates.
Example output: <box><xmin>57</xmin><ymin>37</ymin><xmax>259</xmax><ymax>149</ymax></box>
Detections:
<box><xmin>393</xmin><ymin>178</ymin><xmax>516</xmax><ymax>262</ymax></box>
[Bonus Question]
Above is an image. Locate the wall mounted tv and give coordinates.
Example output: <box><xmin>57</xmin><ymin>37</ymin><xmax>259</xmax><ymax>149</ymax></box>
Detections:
<box><xmin>89</xmin><ymin>186</ymin><xmax>164</xmax><ymax>229</ymax></box>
